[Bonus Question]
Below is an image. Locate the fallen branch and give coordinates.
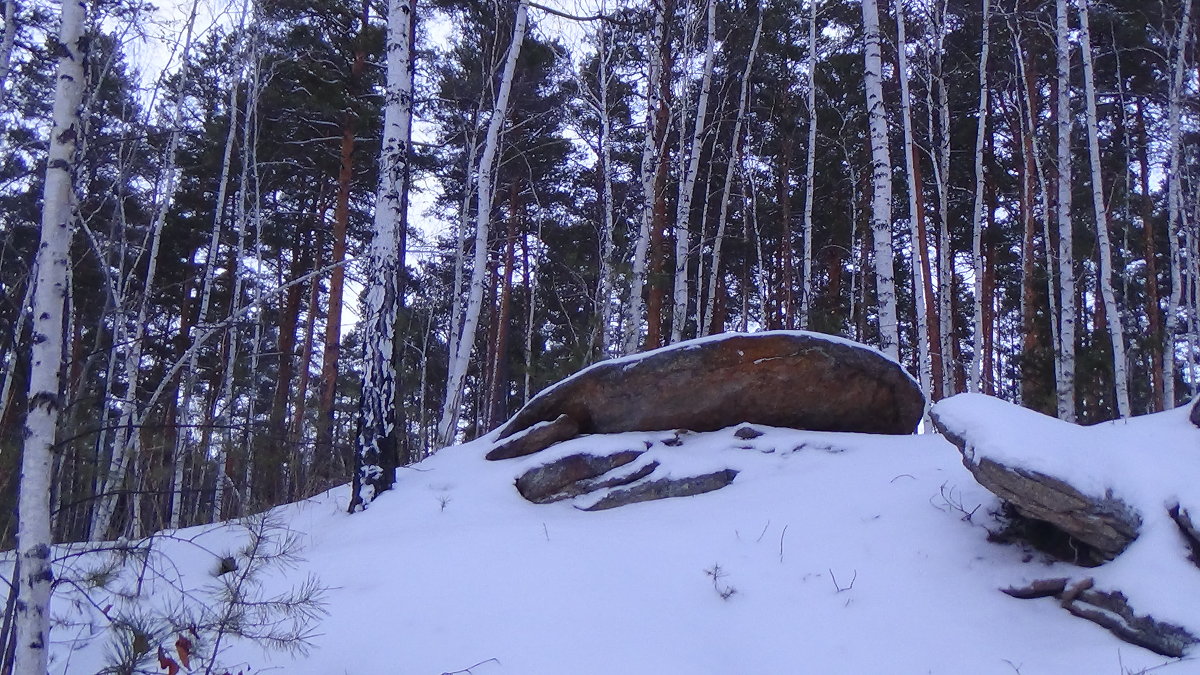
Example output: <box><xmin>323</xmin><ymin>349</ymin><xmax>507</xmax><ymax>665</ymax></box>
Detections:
<box><xmin>1001</xmin><ymin>577</ymin><xmax>1197</xmax><ymax>657</ymax></box>
<box><xmin>442</xmin><ymin>657</ymin><xmax>500</xmax><ymax>675</ymax></box>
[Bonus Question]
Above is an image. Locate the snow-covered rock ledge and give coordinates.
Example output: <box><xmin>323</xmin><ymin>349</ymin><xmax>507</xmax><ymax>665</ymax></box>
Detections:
<box><xmin>931</xmin><ymin>393</ymin><xmax>1200</xmax><ymax>657</ymax></box>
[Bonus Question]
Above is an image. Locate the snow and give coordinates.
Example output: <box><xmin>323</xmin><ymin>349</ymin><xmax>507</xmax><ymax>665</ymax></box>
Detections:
<box><xmin>932</xmin><ymin>393</ymin><xmax>1200</xmax><ymax>630</ymax></box>
<box><xmin>6</xmin><ymin>401</ymin><xmax>1200</xmax><ymax>674</ymax></box>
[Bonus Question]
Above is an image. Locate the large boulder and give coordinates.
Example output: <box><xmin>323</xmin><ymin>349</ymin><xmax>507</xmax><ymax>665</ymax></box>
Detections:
<box><xmin>495</xmin><ymin>331</ymin><xmax>924</xmax><ymax>441</ymax></box>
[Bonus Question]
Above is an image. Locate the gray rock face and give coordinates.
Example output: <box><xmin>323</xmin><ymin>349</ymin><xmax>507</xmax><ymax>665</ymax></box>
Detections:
<box><xmin>581</xmin><ymin>469</ymin><xmax>740</xmax><ymax>511</ymax></box>
<box><xmin>931</xmin><ymin>409</ymin><xmax>1142</xmax><ymax>564</ymax></box>
<box><xmin>496</xmin><ymin>332</ymin><xmax>924</xmax><ymax>441</ymax></box>
<box><xmin>514</xmin><ymin>450</ymin><xmax>651</xmax><ymax>503</ymax></box>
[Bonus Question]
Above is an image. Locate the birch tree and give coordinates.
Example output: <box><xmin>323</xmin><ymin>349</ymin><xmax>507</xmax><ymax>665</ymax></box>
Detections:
<box><xmin>89</xmin><ymin>0</ymin><xmax>201</xmax><ymax>541</ymax></box>
<box><xmin>968</xmin><ymin>0</ymin><xmax>991</xmax><ymax>392</ymax></box>
<box><xmin>894</xmin><ymin>0</ymin><xmax>932</xmax><ymax>403</ymax></box>
<box><xmin>671</xmin><ymin>0</ymin><xmax>714</xmax><ymax>344</ymax></box>
<box><xmin>624</xmin><ymin>0</ymin><xmax>666</xmax><ymax>353</ymax></box>
<box><xmin>14</xmin><ymin>0</ymin><xmax>85</xmax><ymax>669</ymax></box>
<box><xmin>800</xmin><ymin>0</ymin><xmax>818</xmax><ymax>329</ymax></box>
<box><xmin>1163</xmin><ymin>0</ymin><xmax>1193</xmax><ymax>408</ymax></box>
<box><xmin>351</xmin><ymin>0</ymin><xmax>414</xmax><ymax>510</ymax></box>
<box><xmin>437</xmin><ymin>0</ymin><xmax>528</xmax><ymax>447</ymax></box>
<box><xmin>700</xmin><ymin>11</ymin><xmax>762</xmax><ymax>336</ymax></box>
<box><xmin>1054</xmin><ymin>0</ymin><xmax>1077</xmax><ymax>421</ymax></box>
<box><xmin>860</xmin><ymin>0</ymin><xmax>899</xmax><ymax>359</ymax></box>
<box><xmin>1077</xmin><ymin>0</ymin><xmax>1130</xmax><ymax>417</ymax></box>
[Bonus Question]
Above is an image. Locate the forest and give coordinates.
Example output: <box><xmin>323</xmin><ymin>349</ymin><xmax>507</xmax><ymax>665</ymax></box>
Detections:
<box><xmin>0</xmin><ymin>0</ymin><xmax>1197</xmax><ymax>552</ymax></box>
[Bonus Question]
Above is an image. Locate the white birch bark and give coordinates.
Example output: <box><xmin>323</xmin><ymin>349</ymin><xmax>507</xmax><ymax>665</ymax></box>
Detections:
<box><xmin>1055</xmin><ymin>0</ymin><xmax>1077</xmax><ymax>421</ymax></box>
<box><xmin>701</xmin><ymin>12</ymin><xmax>762</xmax><ymax>336</ymax></box>
<box><xmin>670</xmin><ymin>0</ymin><xmax>715</xmax><ymax>344</ymax></box>
<box><xmin>861</xmin><ymin>0</ymin><xmax>899</xmax><ymax>360</ymax></box>
<box><xmin>15</xmin><ymin>0</ymin><xmax>84</xmax><ymax>668</ymax></box>
<box><xmin>89</xmin><ymin>3</ymin><xmax>200</xmax><ymax>541</ymax></box>
<box><xmin>437</xmin><ymin>0</ymin><xmax>528</xmax><ymax>446</ymax></box>
<box><xmin>968</xmin><ymin>0</ymin><xmax>992</xmax><ymax>392</ymax></box>
<box><xmin>624</xmin><ymin>0</ymin><xmax>665</xmax><ymax>354</ymax></box>
<box><xmin>213</xmin><ymin>35</ymin><xmax>265</xmax><ymax>522</ymax></box>
<box><xmin>1077</xmin><ymin>0</ymin><xmax>1130</xmax><ymax>418</ymax></box>
<box><xmin>169</xmin><ymin>14</ymin><xmax>245</xmax><ymax>527</ymax></box>
<box><xmin>928</xmin><ymin>0</ymin><xmax>954</xmax><ymax>397</ymax></box>
<box><xmin>1163</xmin><ymin>0</ymin><xmax>1193</xmax><ymax>408</ymax></box>
<box><xmin>895</xmin><ymin>0</ymin><xmax>931</xmax><ymax>404</ymax></box>
<box><xmin>0</xmin><ymin>0</ymin><xmax>16</xmax><ymax>113</ymax></box>
<box><xmin>352</xmin><ymin>0</ymin><xmax>413</xmax><ymax>509</ymax></box>
<box><xmin>591</xmin><ymin>8</ymin><xmax>618</xmax><ymax>361</ymax></box>
<box><xmin>800</xmin><ymin>0</ymin><xmax>818</xmax><ymax>329</ymax></box>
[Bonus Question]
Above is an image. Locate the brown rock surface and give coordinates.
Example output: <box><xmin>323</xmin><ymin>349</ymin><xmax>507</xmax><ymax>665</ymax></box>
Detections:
<box><xmin>486</xmin><ymin>414</ymin><xmax>579</xmax><ymax>461</ymax></box>
<box><xmin>496</xmin><ymin>332</ymin><xmax>923</xmax><ymax>440</ymax></box>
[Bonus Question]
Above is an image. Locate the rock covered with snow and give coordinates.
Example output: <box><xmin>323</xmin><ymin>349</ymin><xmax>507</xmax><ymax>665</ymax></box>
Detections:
<box><xmin>495</xmin><ymin>331</ymin><xmax>924</xmax><ymax>442</ymax></box>
<box><xmin>931</xmin><ymin>393</ymin><xmax>1200</xmax><ymax>656</ymax></box>
<box><xmin>931</xmin><ymin>395</ymin><xmax>1141</xmax><ymax>564</ymax></box>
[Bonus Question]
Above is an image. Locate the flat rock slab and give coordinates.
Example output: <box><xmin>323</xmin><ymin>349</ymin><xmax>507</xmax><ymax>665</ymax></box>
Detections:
<box><xmin>486</xmin><ymin>414</ymin><xmax>579</xmax><ymax>461</ymax></box>
<box><xmin>515</xmin><ymin>450</ymin><xmax>649</xmax><ymax>503</ymax></box>
<box><xmin>931</xmin><ymin>395</ymin><xmax>1142</xmax><ymax>564</ymax></box>
<box><xmin>582</xmin><ymin>469</ymin><xmax>739</xmax><ymax>511</ymax></box>
<box><xmin>496</xmin><ymin>331</ymin><xmax>924</xmax><ymax>440</ymax></box>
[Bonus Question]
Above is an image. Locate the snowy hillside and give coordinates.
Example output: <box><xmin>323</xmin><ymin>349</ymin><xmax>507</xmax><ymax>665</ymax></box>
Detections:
<box><xmin>20</xmin><ymin>402</ymin><xmax>1200</xmax><ymax>675</ymax></box>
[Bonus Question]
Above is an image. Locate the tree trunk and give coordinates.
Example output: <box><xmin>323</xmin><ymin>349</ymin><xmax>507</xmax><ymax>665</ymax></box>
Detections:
<box><xmin>671</xmin><ymin>0</ymin><xmax>714</xmax><ymax>343</ymax></box>
<box><xmin>624</xmin><ymin>0</ymin><xmax>666</xmax><ymax>354</ymax></box>
<box><xmin>438</xmin><ymin>0</ymin><xmax>528</xmax><ymax>446</ymax></box>
<box><xmin>1055</xmin><ymin>0</ymin><xmax>1077</xmax><ymax>421</ymax></box>
<box><xmin>860</xmin><ymin>0</ymin><xmax>899</xmax><ymax>360</ymax></box>
<box><xmin>702</xmin><ymin>12</ymin><xmax>763</xmax><ymax>336</ymax></box>
<box><xmin>801</xmin><ymin>0</ymin><xmax>819</xmax><ymax>329</ymax></box>
<box><xmin>316</xmin><ymin>4</ymin><xmax>370</xmax><ymax>479</ymax></box>
<box><xmin>0</xmin><ymin>0</ymin><xmax>16</xmax><ymax>113</ymax></box>
<box><xmin>592</xmin><ymin>16</ymin><xmax>617</xmax><ymax>362</ymax></box>
<box><xmin>894</xmin><ymin>0</ymin><xmax>932</xmax><ymax>406</ymax></box>
<box><xmin>1077</xmin><ymin>0</ymin><xmax>1130</xmax><ymax>418</ymax></box>
<box><xmin>1135</xmin><ymin>101</ymin><xmax>1164</xmax><ymax>411</ymax></box>
<box><xmin>968</xmin><ymin>0</ymin><xmax>992</xmax><ymax>393</ymax></box>
<box><xmin>350</xmin><ymin>0</ymin><xmax>413</xmax><ymax>511</ymax></box>
<box><xmin>14</xmin><ymin>0</ymin><xmax>83</xmax><ymax>668</ymax></box>
<box><xmin>1163</xmin><ymin>0</ymin><xmax>1193</xmax><ymax>408</ymax></box>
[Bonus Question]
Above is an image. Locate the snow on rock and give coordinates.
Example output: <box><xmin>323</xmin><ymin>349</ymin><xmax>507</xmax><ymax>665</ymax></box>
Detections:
<box><xmin>931</xmin><ymin>392</ymin><xmax>1200</xmax><ymax>656</ymax></box>
<box><xmin>495</xmin><ymin>330</ymin><xmax>925</xmax><ymax>442</ymax></box>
